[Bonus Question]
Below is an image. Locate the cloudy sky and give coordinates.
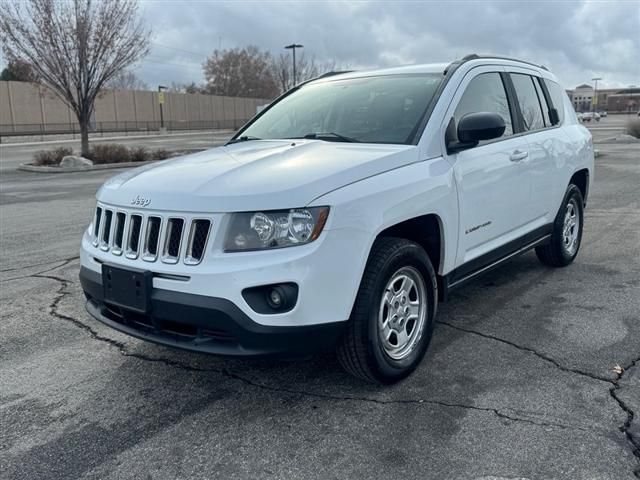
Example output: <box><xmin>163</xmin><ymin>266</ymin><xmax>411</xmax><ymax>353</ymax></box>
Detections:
<box><xmin>136</xmin><ymin>0</ymin><xmax>640</xmax><ymax>89</ymax></box>
<box><xmin>83</xmin><ymin>1</ymin><xmax>640</xmax><ymax>90</ymax></box>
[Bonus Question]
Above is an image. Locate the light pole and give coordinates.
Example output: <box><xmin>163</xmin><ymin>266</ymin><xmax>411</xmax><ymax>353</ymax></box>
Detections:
<box><xmin>591</xmin><ymin>77</ymin><xmax>602</xmax><ymax>113</ymax></box>
<box><xmin>158</xmin><ymin>85</ymin><xmax>168</xmax><ymax>132</ymax></box>
<box><xmin>284</xmin><ymin>43</ymin><xmax>303</xmax><ymax>87</ymax></box>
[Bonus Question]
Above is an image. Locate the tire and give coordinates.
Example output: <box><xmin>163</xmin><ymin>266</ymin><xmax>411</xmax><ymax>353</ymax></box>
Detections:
<box><xmin>337</xmin><ymin>237</ymin><xmax>438</xmax><ymax>384</ymax></box>
<box><xmin>536</xmin><ymin>184</ymin><xmax>584</xmax><ymax>267</ymax></box>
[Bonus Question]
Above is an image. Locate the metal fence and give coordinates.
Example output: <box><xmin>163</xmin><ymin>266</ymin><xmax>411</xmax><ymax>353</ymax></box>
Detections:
<box><xmin>0</xmin><ymin>118</ymin><xmax>250</xmax><ymax>140</ymax></box>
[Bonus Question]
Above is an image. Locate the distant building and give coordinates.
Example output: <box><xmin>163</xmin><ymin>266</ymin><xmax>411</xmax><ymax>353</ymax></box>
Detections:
<box><xmin>566</xmin><ymin>84</ymin><xmax>639</xmax><ymax>113</ymax></box>
<box><xmin>605</xmin><ymin>88</ymin><xmax>640</xmax><ymax>113</ymax></box>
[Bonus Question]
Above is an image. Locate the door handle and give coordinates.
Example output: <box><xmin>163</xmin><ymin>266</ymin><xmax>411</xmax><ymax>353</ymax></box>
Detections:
<box><xmin>510</xmin><ymin>150</ymin><xmax>528</xmax><ymax>162</ymax></box>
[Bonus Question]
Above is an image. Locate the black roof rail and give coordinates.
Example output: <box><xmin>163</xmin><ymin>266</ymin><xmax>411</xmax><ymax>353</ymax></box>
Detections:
<box><xmin>316</xmin><ymin>70</ymin><xmax>353</xmax><ymax>79</ymax></box>
<box><xmin>443</xmin><ymin>58</ymin><xmax>467</xmax><ymax>76</ymax></box>
<box><xmin>297</xmin><ymin>70</ymin><xmax>354</xmax><ymax>88</ymax></box>
<box><xmin>460</xmin><ymin>53</ymin><xmax>549</xmax><ymax>71</ymax></box>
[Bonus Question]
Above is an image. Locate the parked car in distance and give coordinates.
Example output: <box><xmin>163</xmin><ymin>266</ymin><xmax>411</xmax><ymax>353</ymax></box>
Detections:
<box><xmin>80</xmin><ymin>54</ymin><xmax>594</xmax><ymax>384</ymax></box>
<box><xmin>598</xmin><ymin>111</ymin><xmax>607</xmax><ymax>117</ymax></box>
<box><xmin>576</xmin><ymin>112</ymin><xmax>584</xmax><ymax>121</ymax></box>
<box><xmin>581</xmin><ymin>111</ymin><xmax>601</xmax><ymax>122</ymax></box>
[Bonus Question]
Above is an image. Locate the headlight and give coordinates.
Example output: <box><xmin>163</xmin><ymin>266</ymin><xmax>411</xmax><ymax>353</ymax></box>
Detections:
<box><xmin>224</xmin><ymin>207</ymin><xmax>329</xmax><ymax>251</ymax></box>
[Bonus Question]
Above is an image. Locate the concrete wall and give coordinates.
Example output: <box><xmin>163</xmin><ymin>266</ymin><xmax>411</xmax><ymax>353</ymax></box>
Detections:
<box><xmin>0</xmin><ymin>81</ymin><xmax>271</xmax><ymax>134</ymax></box>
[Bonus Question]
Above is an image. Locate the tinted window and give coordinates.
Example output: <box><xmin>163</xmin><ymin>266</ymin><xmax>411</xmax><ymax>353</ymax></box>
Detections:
<box><xmin>533</xmin><ymin>78</ymin><xmax>551</xmax><ymax>126</ymax></box>
<box><xmin>454</xmin><ymin>72</ymin><xmax>513</xmax><ymax>139</ymax></box>
<box><xmin>240</xmin><ymin>74</ymin><xmax>443</xmax><ymax>145</ymax></box>
<box><xmin>544</xmin><ymin>79</ymin><xmax>566</xmax><ymax>124</ymax></box>
<box><xmin>511</xmin><ymin>73</ymin><xmax>545</xmax><ymax>131</ymax></box>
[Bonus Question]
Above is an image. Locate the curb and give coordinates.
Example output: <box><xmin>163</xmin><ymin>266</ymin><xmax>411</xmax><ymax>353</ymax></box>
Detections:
<box><xmin>2</xmin><ymin>129</ymin><xmax>234</xmax><ymax>148</ymax></box>
<box><xmin>594</xmin><ymin>139</ymin><xmax>640</xmax><ymax>145</ymax></box>
<box><xmin>18</xmin><ymin>159</ymin><xmax>164</xmax><ymax>173</ymax></box>
<box><xmin>18</xmin><ymin>148</ymin><xmax>207</xmax><ymax>173</ymax></box>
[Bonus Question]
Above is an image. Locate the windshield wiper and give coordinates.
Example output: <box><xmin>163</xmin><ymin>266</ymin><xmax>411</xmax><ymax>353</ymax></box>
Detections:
<box><xmin>227</xmin><ymin>135</ymin><xmax>261</xmax><ymax>145</ymax></box>
<box><xmin>301</xmin><ymin>132</ymin><xmax>360</xmax><ymax>143</ymax></box>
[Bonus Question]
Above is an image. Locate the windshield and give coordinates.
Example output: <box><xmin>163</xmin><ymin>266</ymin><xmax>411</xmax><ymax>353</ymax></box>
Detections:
<box><xmin>239</xmin><ymin>74</ymin><xmax>443</xmax><ymax>145</ymax></box>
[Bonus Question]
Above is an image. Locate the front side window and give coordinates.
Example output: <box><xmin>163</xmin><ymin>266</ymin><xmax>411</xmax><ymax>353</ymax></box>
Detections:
<box><xmin>240</xmin><ymin>74</ymin><xmax>443</xmax><ymax>145</ymax></box>
<box><xmin>511</xmin><ymin>73</ymin><xmax>545</xmax><ymax>131</ymax></box>
<box><xmin>454</xmin><ymin>72</ymin><xmax>513</xmax><ymax>139</ymax></box>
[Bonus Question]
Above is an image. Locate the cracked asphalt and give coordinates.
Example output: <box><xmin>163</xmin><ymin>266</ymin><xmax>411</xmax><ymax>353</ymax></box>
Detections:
<box><xmin>1</xmin><ymin>137</ymin><xmax>639</xmax><ymax>479</ymax></box>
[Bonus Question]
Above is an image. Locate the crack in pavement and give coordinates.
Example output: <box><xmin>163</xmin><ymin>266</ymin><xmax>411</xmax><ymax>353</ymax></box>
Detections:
<box><xmin>437</xmin><ymin>320</ymin><xmax>613</xmax><ymax>383</ymax></box>
<box><xmin>610</xmin><ymin>356</ymin><xmax>640</xmax><ymax>478</ymax></box>
<box><xmin>3</xmin><ymin>256</ymin><xmax>80</xmax><ymax>282</ymax></box>
<box><xmin>30</xmin><ymin>270</ymin><xmax>603</xmax><ymax>435</ymax></box>
<box><xmin>437</xmin><ymin>319</ymin><xmax>640</xmax><ymax>477</ymax></box>
<box><xmin>21</xmin><ymin>264</ymin><xmax>640</xmax><ymax>476</ymax></box>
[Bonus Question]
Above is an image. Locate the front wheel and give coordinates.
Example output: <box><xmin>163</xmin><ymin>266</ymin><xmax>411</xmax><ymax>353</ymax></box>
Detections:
<box><xmin>337</xmin><ymin>238</ymin><xmax>437</xmax><ymax>384</ymax></box>
<box><xmin>536</xmin><ymin>184</ymin><xmax>584</xmax><ymax>267</ymax></box>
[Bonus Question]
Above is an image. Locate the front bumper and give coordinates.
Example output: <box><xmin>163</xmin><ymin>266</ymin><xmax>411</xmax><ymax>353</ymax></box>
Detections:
<box><xmin>79</xmin><ymin>267</ymin><xmax>345</xmax><ymax>356</ymax></box>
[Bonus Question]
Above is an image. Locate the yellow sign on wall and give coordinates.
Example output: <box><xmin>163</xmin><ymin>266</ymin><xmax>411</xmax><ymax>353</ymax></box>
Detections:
<box><xmin>158</xmin><ymin>91</ymin><xmax>165</xmax><ymax>105</ymax></box>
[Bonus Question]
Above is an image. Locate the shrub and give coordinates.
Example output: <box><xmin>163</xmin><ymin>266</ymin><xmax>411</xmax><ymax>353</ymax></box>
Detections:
<box><xmin>152</xmin><ymin>148</ymin><xmax>171</xmax><ymax>160</ymax></box>
<box><xmin>86</xmin><ymin>144</ymin><xmax>131</xmax><ymax>164</ymax></box>
<box><xmin>626</xmin><ymin>118</ymin><xmax>640</xmax><ymax>139</ymax></box>
<box><xmin>32</xmin><ymin>146</ymin><xmax>73</xmax><ymax>166</ymax></box>
<box><xmin>32</xmin><ymin>143</ymin><xmax>178</xmax><ymax>167</ymax></box>
<box><xmin>130</xmin><ymin>146</ymin><xmax>150</xmax><ymax>162</ymax></box>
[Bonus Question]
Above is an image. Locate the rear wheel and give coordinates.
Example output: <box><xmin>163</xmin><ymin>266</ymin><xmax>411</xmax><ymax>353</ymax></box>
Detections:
<box><xmin>337</xmin><ymin>237</ymin><xmax>437</xmax><ymax>384</ymax></box>
<box><xmin>536</xmin><ymin>184</ymin><xmax>584</xmax><ymax>267</ymax></box>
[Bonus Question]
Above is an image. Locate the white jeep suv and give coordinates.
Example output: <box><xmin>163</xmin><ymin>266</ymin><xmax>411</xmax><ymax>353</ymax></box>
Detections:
<box><xmin>80</xmin><ymin>55</ymin><xmax>594</xmax><ymax>383</ymax></box>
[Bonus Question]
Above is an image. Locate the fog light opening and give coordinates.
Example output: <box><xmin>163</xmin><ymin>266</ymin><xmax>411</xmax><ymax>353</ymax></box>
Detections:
<box><xmin>242</xmin><ymin>283</ymin><xmax>298</xmax><ymax>314</ymax></box>
<box><xmin>266</xmin><ymin>287</ymin><xmax>286</xmax><ymax>310</ymax></box>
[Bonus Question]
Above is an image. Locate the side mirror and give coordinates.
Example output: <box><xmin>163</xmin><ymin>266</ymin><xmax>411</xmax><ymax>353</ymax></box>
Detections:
<box><xmin>446</xmin><ymin>112</ymin><xmax>506</xmax><ymax>153</ymax></box>
<box><xmin>458</xmin><ymin>112</ymin><xmax>506</xmax><ymax>142</ymax></box>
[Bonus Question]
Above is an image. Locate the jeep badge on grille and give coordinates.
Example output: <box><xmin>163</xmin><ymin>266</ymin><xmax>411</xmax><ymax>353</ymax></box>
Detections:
<box><xmin>131</xmin><ymin>195</ymin><xmax>151</xmax><ymax>207</ymax></box>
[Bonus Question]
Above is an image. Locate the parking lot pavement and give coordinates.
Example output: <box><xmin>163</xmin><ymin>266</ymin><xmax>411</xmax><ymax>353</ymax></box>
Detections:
<box><xmin>1</xmin><ymin>142</ymin><xmax>639</xmax><ymax>479</ymax></box>
<box><xmin>583</xmin><ymin>113</ymin><xmax>638</xmax><ymax>143</ymax></box>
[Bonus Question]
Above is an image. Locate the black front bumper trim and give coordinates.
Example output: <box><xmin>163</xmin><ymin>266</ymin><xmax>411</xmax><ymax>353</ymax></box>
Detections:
<box><xmin>79</xmin><ymin>266</ymin><xmax>346</xmax><ymax>357</ymax></box>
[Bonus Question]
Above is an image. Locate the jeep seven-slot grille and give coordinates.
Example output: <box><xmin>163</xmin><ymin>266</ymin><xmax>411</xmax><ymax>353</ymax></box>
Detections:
<box><xmin>185</xmin><ymin>219</ymin><xmax>211</xmax><ymax>265</ymax></box>
<box><xmin>100</xmin><ymin>210</ymin><xmax>113</xmax><ymax>251</ymax></box>
<box><xmin>93</xmin><ymin>208</ymin><xmax>102</xmax><ymax>245</ymax></box>
<box><xmin>112</xmin><ymin>212</ymin><xmax>126</xmax><ymax>254</ymax></box>
<box><xmin>143</xmin><ymin>216</ymin><xmax>162</xmax><ymax>261</ymax></box>
<box><xmin>162</xmin><ymin>218</ymin><xmax>184</xmax><ymax>263</ymax></box>
<box><xmin>92</xmin><ymin>207</ymin><xmax>211</xmax><ymax>265</ymax></box>
<box><xmin>127</xmin><ymin>215</ymin><xmax>143</xmax><ymax>259</ymax></box>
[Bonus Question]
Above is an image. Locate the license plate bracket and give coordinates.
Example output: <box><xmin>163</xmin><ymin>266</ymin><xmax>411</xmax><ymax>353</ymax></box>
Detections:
<box><xmin>102</xmin><ymin>264</ymin><xmax>152</xmax><ymax>313</ymax></box>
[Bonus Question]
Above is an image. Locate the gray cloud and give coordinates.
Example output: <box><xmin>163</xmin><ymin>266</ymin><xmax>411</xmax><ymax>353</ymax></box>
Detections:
<box><xmin>139</xmin><ymin>0</ymin><xmax>639</xmax><ymax>89</ymax></box>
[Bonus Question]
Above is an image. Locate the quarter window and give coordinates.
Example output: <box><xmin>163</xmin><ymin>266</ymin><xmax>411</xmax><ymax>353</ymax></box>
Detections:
<box><xmin>454</xmin><ymin>72</ymin><xmax>513</xmax><ymax>139</ymax></box>
<box><xmin>544</xmin><ymin>79</ymin><xmax>566</xmax><ymax>125</ymax></box>
<box><xmin>533</xmin><ymin>78</ymin><xmax>551</xmax><ymax>126</ymax></box>
<box><xmin>511</xmin><ymin>73</ymin><xmax>545</xmax><ymax>131</ymax></box>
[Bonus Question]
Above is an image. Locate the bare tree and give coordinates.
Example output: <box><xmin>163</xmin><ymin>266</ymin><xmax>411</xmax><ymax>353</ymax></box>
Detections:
<box><xmin>0</xmin><ymin>58</ymin><xmax>39</xmax><ymax>82</ymax></box>
<box><xmin>0</xmin><ymin>0</ymin><xmax>150</xmax><ymax>156</ymax></box>
<box><xmin>203</xmin><ymin>46</ymin><xmax>278</xmax><ymax>99</ymax></box>
<box><xmin>169</xmin><ymin>81</ymin><xmax>204</xmax><ymax>94</ymax></box>
<box><xmin>106</xmin><ymin>70</ymin><xmax>148</xmax><ymax>91</ymax></box>
<box><xmin>271</xmin><ymin>53</ymin><xmax>343</xmax><ymax>93</ymax></box>
<box><xmin>183</xmin><ymin>82</ymin><xmax>204</xmax><ymax>94</ymax></box>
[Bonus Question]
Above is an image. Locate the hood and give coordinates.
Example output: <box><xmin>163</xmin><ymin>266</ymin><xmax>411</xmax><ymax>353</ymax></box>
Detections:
<box><xmin>97</xmin><ymin>140</ymin><xmax>418</xmax><ymax>212</ymax></box>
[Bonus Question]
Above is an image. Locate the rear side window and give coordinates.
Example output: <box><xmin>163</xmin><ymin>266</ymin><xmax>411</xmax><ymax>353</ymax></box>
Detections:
<box><xmin>510</xmin><ymin>73</ymin><xmax>545</xmax><ymax>131</ymax></box>
<box><xmin>454</xmin><ymin>72</ymin><xmax>513</xmax><ymax>138</ymax></box>
<box><xmin>543</xmin><ymin>79</ymin><xmax>566</xmax><ymax>125</ymax></box>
